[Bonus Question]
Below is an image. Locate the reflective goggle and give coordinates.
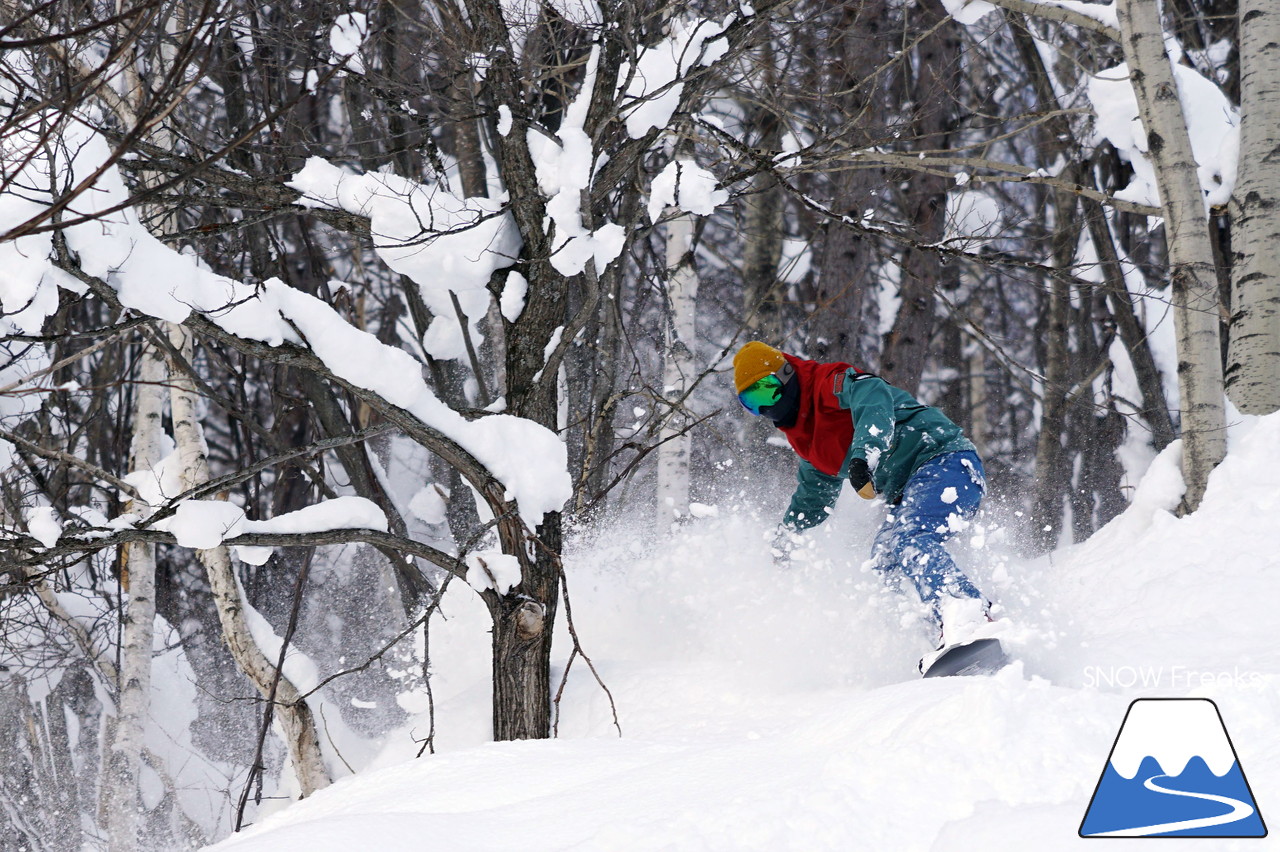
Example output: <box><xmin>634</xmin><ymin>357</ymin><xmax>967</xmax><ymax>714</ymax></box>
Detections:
<box><xmin>738</xmin><ymin>374</ymin><xmax>784</xmax><ymax>415</ymax></box>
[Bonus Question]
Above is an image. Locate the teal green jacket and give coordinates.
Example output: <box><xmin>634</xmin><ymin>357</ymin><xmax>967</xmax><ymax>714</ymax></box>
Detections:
<box><xmin>782</xmin><ymin>371</ymin><xmax>974</xmax><ymax>531</ymax></box>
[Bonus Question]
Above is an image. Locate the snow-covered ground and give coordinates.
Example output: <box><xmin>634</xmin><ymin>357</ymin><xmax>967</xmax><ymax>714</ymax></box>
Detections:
<box><xmin>205</xmin><ymin>415</ymin><xmax>1280</xmax><ymax>852</ymax></box>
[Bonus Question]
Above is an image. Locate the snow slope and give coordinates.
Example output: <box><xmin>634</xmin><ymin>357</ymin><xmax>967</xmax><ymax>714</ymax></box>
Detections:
<box><xmin>205</xmin><ymin>414</ymin><xmax>1280</xmax><ymax>852</ymax></box>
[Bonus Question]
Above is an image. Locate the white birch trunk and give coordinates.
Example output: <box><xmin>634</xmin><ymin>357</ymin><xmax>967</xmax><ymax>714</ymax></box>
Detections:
<box><xmin>1115</xmin><ymin>0</ymin><xmax>1226</xmax><ymax>510</ymax></box>
<box><xmin>101</xmin><ymin>341</ymin><xmax>166</xmax><ymax>851</ymax></box>
<box><xmin>1226</xmin><ymin>0</ymin><xmax>1280</xmax><ymax>414</ymax></box>
<box><xmin>164</xmin><ymin>323</ymin><xmax>331</xmax><ymax>797</ymax></box>
<box><xmin>100</xmin><ymin>0</ymin><xmax>329</xmax><ymax>798</ymax></box>
<box><xmin>656</xmin><ymin>205</ymin><xmax>698</xmax><ymax>524</ymax></box>
<box><xmin>967</xmin><ymin>300</ymin><xmax>987</xmax><ymax>455</ymax></box>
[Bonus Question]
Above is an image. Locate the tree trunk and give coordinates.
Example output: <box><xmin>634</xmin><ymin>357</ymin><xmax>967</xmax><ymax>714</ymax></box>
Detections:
<box><xmin>468</xmin><ymin>1</ymin><xmax>570</xmax><ymax>739</ymax></box>
<box><xmin>576</xmin><ymin>262</ymin><xmax>624</xmax><ymax>511</ymax></box>
<box><xmin>656</xmin><ymin>189</ymin><xmax>699</xmax><ymax>524</ymax></box>
<box><xmin>1030</xmin><ymin>189</ymin><xmax>1078</xmax><ymax>552</ymax></box>
<box><xmin>881</xmin><ymin>0</ymin><xmax>961</xmax><ymax>393</ymax></box>
<box><xmin>101</xmin><ymin>339</ymin><xmax>165</xmax><ymax>850</ymax></box>
<box><xmin>164</xmin><ymin>324</ymin><xmax>331</xmax><ymax>796</ymax></box>
<box><xmin>968</xmin><ymin>301</ymin><xmax>988</xmax><ymax>455</ymax></box>
<box><xmin>806</xmin><ymin>0</ymin><xmax>890</xmax><ymax>363</ymax></box>
<box><xmin>741</xmin><ymin>74</ymin><xmax>785</xmax><ymax>343</ymax></box>
<box><xmin>1116</xmin><ymin>0</ymin><xmax>1227</xmax><ymax>511</ymax></box>
<box><xmin>485</xmin><ymin>511</ymin><xmax>560</xmax><ymax>741</ymax></box>
<box><xmin>1082</xmin><ymin>196</ymin><xmax>1178</xmax><ymax>450</ymax></box>
<box><xmin>1226</xmin><ymin>0</ymin><xmax>1280</xmax><ymax>414</ymax></box>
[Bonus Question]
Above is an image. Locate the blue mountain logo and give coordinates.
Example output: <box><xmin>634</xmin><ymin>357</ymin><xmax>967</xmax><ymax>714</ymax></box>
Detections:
<box><xmin>1080</xmin><ymin>698</ymin><xmax>1267</xmax><ymax>838</ymax></box>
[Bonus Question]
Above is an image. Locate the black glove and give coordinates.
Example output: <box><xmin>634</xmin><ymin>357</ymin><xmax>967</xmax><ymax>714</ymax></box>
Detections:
<box><xmin>848</xmin><ymin>458</ymin><xmax>876</xmax><ymax>499</ymax></box>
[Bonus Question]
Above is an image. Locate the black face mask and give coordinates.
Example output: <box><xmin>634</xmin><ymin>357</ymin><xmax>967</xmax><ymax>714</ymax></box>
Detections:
<box><xmin>760</xmin><ymin>371</ymin><xmax>800</xmax><ymax>428</ymax></box>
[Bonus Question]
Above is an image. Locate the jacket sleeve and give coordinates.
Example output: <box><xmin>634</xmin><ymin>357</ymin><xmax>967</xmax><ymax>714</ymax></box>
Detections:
<box><xmin>782</xmin><ymin>460</ymin><xmax>843</xmax><ymax>531</ymax></box>
<box><xmin>836</xmin><ymin>372</ymin><xmax>895</xmax><ymax>473</ymax></box>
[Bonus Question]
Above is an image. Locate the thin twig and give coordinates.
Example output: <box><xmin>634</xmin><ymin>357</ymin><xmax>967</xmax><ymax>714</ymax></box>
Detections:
<box><xmin>235</xmin><ymin>549</ymin><xmax>314</xmax><ymax>831</ymax></box>
<box><xmin>0</xmin><ymin>325</ymin><xmax>132</xmax><ymax>394</ymax></box>
<box><xmin>524</xmin><ymin>533</ymin><xmax>621</xmax><ymax>739</ymax></box>
<box><xmin>0</xmin><ymin>425</ymin><xmax>141</xmax><ymax>498</ymax></box>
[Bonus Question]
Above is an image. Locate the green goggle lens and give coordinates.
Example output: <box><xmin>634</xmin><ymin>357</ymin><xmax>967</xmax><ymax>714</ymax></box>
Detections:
<box><xmin>738</xmin><ymin>375</ymin><xmax>783</xmax><ymax>415</ymax></box>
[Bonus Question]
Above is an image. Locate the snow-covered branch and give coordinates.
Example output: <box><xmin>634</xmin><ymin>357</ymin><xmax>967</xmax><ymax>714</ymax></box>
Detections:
<box><xmin>951</xmin><ymin>0</ymin><xmax>1121</xmax><ymax>40</ymax></box>
<box><xmin>1</xmin><ymin>524</ymin><xmax>467</xmax><ymax>580</ymax></box>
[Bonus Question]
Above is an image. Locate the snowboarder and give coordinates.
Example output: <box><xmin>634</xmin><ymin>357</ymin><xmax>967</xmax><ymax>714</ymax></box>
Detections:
<box><xmin>733</xmin><ymin>341</ymin><xmax>1004</xmax><ymax>676</ymax></box>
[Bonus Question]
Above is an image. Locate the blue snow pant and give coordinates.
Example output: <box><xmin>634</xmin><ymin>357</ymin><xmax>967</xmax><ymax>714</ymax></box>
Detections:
<box><xmin>869</xmin><ymin>450</ymin><xmax>987</xmax><ymax>627</ymax></box>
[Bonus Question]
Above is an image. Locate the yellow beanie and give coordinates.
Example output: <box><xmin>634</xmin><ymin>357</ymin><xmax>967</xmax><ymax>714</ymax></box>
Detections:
<box><xmin>733</xmin><ymin>341</ymin><xmax>787</xmax><ymax>392</ymax></box>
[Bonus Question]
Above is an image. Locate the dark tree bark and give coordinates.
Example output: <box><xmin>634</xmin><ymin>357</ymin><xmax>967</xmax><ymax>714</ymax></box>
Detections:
<box><xmin>1030</xmin><ymin>182</ymin><xmax>1081</xmax><ymax>552</ymax></box>
<box><xmin>741</xmin><ymin>45</ymin><xmax>786</xmax><ymax>344</ymax></box>
<box><xmin>1081</xmin><ymin>195</ymin><xmax>1177</xmax><ymax>451</ymax></box>
<box><xmin>806</xmin><ymin>0</ymin><xmax>891</xmax><ymax>363</ymax></box>
<box><xmin>880</xmin><ymin>0</ymin><xmax>962</xmax><ymax>393</ymax></box>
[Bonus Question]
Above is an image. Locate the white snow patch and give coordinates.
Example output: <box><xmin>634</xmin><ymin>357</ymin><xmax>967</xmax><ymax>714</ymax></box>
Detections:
<box><xmin>1037</xmin><ymin>0</ymin><xmax>1118</xmax><ymax>30</ymax></box>
<box><xmin>329</xmin><ymin>13</ymin><xmax>368</xmax><ymax>74</ymax></box>
<box><xmin>232</xmin><ymin>545</ymin><xmax>274</xmax><ymax>566</ymax></box>
<box><xmin>289</xmin><ymin>156</ymin><xmax>517</xmax><ymax>360</ymax></box>
<box><xmin>151</xmin><ymin>496</ymin><xmax>387</xmax><ymax>559</ymax></box>
<box><xmin>688</xmin><ymin>502</ymin><xmax>719</xmax><ymax>519</ymax></box>
<box><xmin>779</xmin><ymin>238</ymin><xmax>812</xmax><ymax>285</ymax></box>
<box><xmin>1086</xmin><ymin>58</ymin><xmax>1239</xmax><ymax>209</ymax></box>
<box><xmin>499</xmin><ymin>272</ymin><xmax>528</xmax><ymax>322</ymax></box>
<box><xmin>619</xmin><ymin>16</ymin><xmax>733</xmax><ymax>139</ymax></box>
<box><xmin>25</xmin><ymin>506</ymin><xmax>62</xmax><ymax>547</ymax></box>
<box><xmin>647</xmin><ymin>160</ymin><xmax>728</xmax><ymax>223</ymax></box>
<box><xmin>940</xmin><ymin>0</ymin><xmax>997</xmax><ymax>25</ymax></box>
<box><xmin>945</xmin><ymin>189</ymin><xmax>1003</xmax><ymax>248</ymax></box>
<box><xmin>943</xmin><ymin>0</ymin><xmax>1116</xmax><ymax>29</ymax></box>
<box><xmin>525</xmin><ymin>46</ymin><xmax>627</xmax><ymax>277</ymax></box>
<box><xmin>464</xmin><ymin>550</ymin><xmax>522</xmax><ymax>593</ymax></box>
<box><xmin>408</xmin><ymin>487</ymin><xmax>448</xmax><ymax>526</ymax></box>
<box><xmin>242</xmin><ymin>496</ymin><xmax>388</xmax><ymax>535</ymax></box>
<box><xmin>154</xmin><ymin>500</ymin><xmax>246</xmax><ymax>549</ymax></box>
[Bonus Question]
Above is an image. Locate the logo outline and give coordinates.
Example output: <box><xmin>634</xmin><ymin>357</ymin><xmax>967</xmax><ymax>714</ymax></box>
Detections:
<box><xmin>1079</xmin><ymin>697</ymin><xmax>1268</xmax><ymax>839</ymax></box>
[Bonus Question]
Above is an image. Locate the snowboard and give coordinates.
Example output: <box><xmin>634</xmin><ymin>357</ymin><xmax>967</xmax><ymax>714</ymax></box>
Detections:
<box><xmin>919</xmin><ymin>637</ymin><xmax>1008</xmax><ymax>678</ymax></box>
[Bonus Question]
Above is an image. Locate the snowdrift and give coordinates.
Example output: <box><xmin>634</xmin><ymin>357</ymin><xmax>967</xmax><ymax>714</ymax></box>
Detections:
<box><xmin>205</xmin><ymin>415</ymin><xmax>1280</xmax><ymax>852</ymax></box>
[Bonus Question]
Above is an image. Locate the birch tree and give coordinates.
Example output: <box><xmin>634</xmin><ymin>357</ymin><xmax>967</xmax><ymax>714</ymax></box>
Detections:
<box><xmin>97</xmin><ymin>6</ymin><xmax>199</xmax><ymax>840</ymax></box>
<box><xmin>657</xmin><ymin>158</ymin><xmax>707</xmax><ymax>523</ymax></box>
<box><xmin>100</xmin><ymin>341</ymin><xmax>166</xmax><ymax>850</ymax></box>
<box><xmin>1226</xmin><ymin>0</ymin><xmax>1280</xmax><ymax>414</ymax></box>
<box><xmin>164</xmin><ymin>323</ymin><xmax>331</xmax><ymax>796</ymax></box>
<box><xmin>1114</xmin><ymin>0</ymin><xmax>1226</xmax><ymax>510</ymax></box>
<box><xmin>964</xmin><ymin>0</ymin><xmax>1229</xmax><ymax>511</ymax></box>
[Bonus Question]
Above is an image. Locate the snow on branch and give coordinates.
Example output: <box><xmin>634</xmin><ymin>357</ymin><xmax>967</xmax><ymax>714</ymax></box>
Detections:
<box><xmin>1086</xmin><ymin>59</ymin><xmax>1239</xmax><ymax>210</ymax></box>
<box><xmin>1</xmin><ymin>523</ymin><xmax>469</xmax><ymax>580</ymax></box>
<box><xmin>150</xmin><ymin>496</ymin><xmax>388</xmax><ymax>559</ymax></box>
<box><xmin>525</xmin><ymin>45</ymin><xmax>627</xmax><ymax>277</ymax></box>
<box><xmin>288</xmin><ymin>156</ymin><xmax>519</xmax><ymax>362</ymax></box>
<box><xmin>945</xmin><ymin>0</ymin><xmax>1121</xmax><ymax>40</ymax></box>
<box><xmin>618</xmin><ymin>15</ymin><xmax>734</xmax><ymax>139</ymax></box>
<box><xmin>648</xmin><ymin>160</ymin><xmax>729</xmax><ymax>223</ymax></box>
<box><xmin>1</xmin><ymin>100</ymin><xmax>569</xmax><ymax>529</ymax></box>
